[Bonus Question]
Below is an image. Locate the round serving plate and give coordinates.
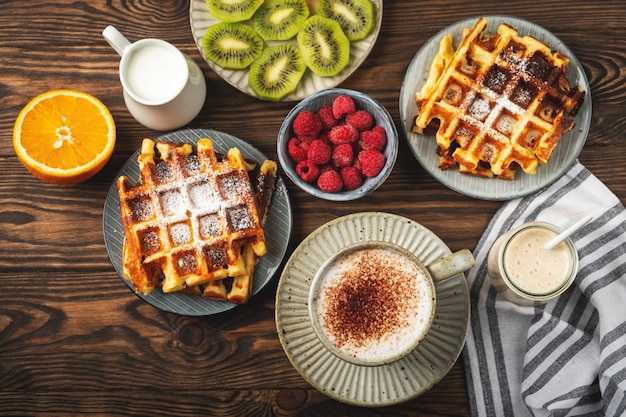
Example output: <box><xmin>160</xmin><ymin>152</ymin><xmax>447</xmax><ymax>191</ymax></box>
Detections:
<box><xmin>399</xmin><ymin>15</ymin><xmax>592</xmax><ymax>201</ymax></box>
<box><xmin>189</xmin><ymin>0</ymin><xmax>383</xmax><ymax>101</ymax></box>
<box><xmin>103</xmin><ymin>128</ymin><xmax>292</xmax><ymax>316</ymax></box>
<box><xmin>275</xmin><ymin>212</ymin><xmax>470</xmax><ymax>406</ymax></box>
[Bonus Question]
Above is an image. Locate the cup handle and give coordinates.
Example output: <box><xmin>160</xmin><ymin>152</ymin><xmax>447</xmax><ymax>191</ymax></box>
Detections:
<box><xmin>426</xmin><ymin>249</ymin><xmax>475</xmax><ymax>283</ymax></box>
<box><xmin>102</xmin><ymin>25</ymin><xmax>131</xmax><ymax>56</ymax></box>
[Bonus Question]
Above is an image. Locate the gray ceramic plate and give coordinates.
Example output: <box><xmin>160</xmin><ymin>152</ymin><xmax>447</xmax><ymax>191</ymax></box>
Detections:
<box><xmin>189</xmin><ymin>0</ymin><xmax>383</xmax><ymax>101</ymax></box>
<box><xmin>399</xmin><ymin>15</ymin><xmax>592</xmax><ymax>201</ymax></box>
<box><xmin>103</xmin><ymin>128</ymin><xmax>292</xmax><ymax>316</ymax></box>
<box><xmin>275</xmin><ymin>212</ymin><xmax>469</xmax><ymax>406</ymax></box>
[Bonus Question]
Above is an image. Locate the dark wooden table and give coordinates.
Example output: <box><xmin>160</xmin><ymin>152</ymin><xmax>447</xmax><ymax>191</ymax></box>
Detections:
<box><xmin>1</xmin><ymin>1</ymin><xmax>625</xmax><ymax>415</ymax></box>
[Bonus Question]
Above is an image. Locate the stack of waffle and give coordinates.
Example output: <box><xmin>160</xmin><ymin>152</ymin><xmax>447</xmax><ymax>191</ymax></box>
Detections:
<box><xmin>413</xmin><ymin>17</ymin><xmax>585</xmax><ymax>180</ymax></box>
<box><xmin>117</xmin><ymin>138</ymin><xmax>276</xmax><ymax>304</ymax></box>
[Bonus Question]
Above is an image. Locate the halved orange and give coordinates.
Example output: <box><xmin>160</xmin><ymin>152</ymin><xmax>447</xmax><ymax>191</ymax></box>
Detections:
<box><xmin>13</xmin><ymin>89</ymin><xmax>116</xmax><ymax>185</ymax></box>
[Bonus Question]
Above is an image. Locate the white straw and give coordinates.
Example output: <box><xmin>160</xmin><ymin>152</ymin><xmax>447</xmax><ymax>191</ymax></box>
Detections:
<box><xmin>545</xmin><ymin>215</ymin><xmax>594</xmax><ymax>250</ymax></box>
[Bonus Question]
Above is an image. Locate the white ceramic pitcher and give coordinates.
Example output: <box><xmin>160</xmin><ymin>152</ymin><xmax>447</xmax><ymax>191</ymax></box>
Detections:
<box><xmin>102</xmin><ymin>25</ymin><xmax>206</xmax><ymax>131</ymax></box>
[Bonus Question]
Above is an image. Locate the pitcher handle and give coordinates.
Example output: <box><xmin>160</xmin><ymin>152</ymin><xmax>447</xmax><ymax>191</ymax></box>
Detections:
<box><xmin>102</xmin><ymin>25</ymin><xmax>131</xmax><ymax>56</ymax></box>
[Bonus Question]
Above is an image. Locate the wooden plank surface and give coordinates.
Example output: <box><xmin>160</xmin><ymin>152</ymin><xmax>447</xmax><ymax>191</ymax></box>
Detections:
<box><xmin>1</xmin><ymin>0</ymin><xmax>625</xmax><ymax>415</ymax></box>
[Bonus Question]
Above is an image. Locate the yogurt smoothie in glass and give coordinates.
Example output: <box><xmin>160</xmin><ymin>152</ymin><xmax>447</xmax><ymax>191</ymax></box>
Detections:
<box><xmin>487</xmin><ymin>222</ymin><xmax>579</xmax><ymax>305</ymax></box>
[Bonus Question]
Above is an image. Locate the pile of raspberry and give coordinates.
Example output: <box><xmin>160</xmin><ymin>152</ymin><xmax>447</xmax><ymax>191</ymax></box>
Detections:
<box><xmin>286</xmin><ymin>94</ymin><xmax>388</xmax><ymax>193</ymax></box>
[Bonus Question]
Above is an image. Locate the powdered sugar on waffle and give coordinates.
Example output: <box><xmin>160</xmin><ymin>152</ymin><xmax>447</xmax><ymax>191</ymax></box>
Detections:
<box><xmin>117</xmin><ymin>138</ymin><xmax>267</xmax><ymax>294</ymax></box>
<box><xmin>413</xmin><ymin>17</ymin><xmax>585</xmax><ymax>179</ymax></box>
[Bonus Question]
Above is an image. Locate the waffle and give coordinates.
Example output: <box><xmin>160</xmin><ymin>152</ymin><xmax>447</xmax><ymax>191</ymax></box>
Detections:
<box><xmin>412</xmin><ymin>17</ymin><xmax>585</xmax><ymax>180</ymax></box>
<box><xmin>117</xmin><ymin>138</ymin><xmax>273</xmax><ymax>302</ymax></box>
<box><xmin>200</xmin><ymin>159</ymin><xmax>277</xmax><ymax>304</ymax></box>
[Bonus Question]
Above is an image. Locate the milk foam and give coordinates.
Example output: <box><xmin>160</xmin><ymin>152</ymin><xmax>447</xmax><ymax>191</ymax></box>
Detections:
<box><xmin>314</xmin><ymin>247</ymin><xmax>434</xmax><ymax>364</ymax></box>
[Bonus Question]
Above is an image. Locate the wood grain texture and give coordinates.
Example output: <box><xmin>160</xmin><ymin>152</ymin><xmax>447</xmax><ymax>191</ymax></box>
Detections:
<box><xmin>1</xmin><ymin>0</ymin><xmax>625</xmax><ymax>415</ymax></box>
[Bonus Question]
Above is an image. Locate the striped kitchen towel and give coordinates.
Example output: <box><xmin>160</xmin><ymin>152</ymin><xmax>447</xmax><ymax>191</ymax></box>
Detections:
<box><xmin>462</xmin><ymin>161</ymin><xmax>626</xmax><ymax>416</ymax></box>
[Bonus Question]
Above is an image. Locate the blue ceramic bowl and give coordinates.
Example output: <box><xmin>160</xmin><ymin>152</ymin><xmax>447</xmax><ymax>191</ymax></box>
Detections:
<box><xmin>277</xmin><ymin>88</ymin><xmax>398</xmax><ymax>201</ymax></box>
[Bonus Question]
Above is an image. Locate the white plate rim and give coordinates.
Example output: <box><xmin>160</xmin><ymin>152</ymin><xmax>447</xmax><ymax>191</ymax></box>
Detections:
<box><xmin>275</xmin><ymin>212</ymin><xmax>470</xmax><ymax>406</ymax></box>
<box><xmin>189</xmin><ymin>0</ymin><xmax>383</xmax><ymax>101</ymax></box>
<box><xmin>102</xmin><ymin>128</ymin><xmax>293</xmax><ymax>316</ymax></box>
<box><xmin>399</xmin><ymin>15</ymin><xmax>592</xmax><ymax>201</ymax></box>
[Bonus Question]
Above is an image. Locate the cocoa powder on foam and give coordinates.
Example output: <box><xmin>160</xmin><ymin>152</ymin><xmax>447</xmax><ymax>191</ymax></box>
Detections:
<box><xmin>316</xmin><ymin>247</ymin><xmax>433</xmax><ymax>362</ymax></box>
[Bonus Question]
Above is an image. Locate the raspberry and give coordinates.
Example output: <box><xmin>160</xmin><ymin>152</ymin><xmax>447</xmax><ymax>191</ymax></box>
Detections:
<box><xmin>357</xmin><ymin>149</ymin><xmax>386</xmax><ymax>178</ymax></box>
<box><xmin>340</xmin><ymin>166</ymin><xmax>363</xmax><ymax>190</ymax></box>
<box><xmin>287</xmin><ymin>137</ymin><xmax>309</xmax><ymax>162</ymax></box>
<box><xmin>332</xmin><ymin>95</ymin><xmax>356</xmax><ymax>119</ymax></box>
<box><xmin>329</xmin><ymin>123</ymin><xmax>358</xmax><ymax>145</ymax></box>
<box><xmin>359</xmin><ymin>126</ymin><xmax>387</xmax><ymax>151</ymax></box>
<box><xmin>293</xmin><ymin>110</ymin><xmax>322</xmax><ymax>138</ymax></box>
<box><xmin>319</xmin><ymin>164</ymin><xmax>335</xmax><ymax>175</ymax></box>
<box><xmin>317</xmin><ymin>105</ymin><xmax>338</xmax><ymax>129</ymax></box>
<box><xmin>297</xmin><ymin>134</ymin><xmax>317</xmax><ymax>144</ymax></box>
<box><xmin>317</xmin><ymin>169</ymin><xmax>343</xmax><ymax>193</ymax></box>
<box><xmin>346</xmin><ymin>110</ymin><xmax>374</xmax><ymax>132</ymax></box>
<box><xmin>318</xmin><ymin>131</ymin><xmax>332</xmax><ymax>146</ymax></box>
<box><xmin>307</xmin><ymin>139</ymin><xmax>331</xmax><ymax>165</ymax></box>
<box><xmin>295</xmin><ymin>160</ymin><xmax>320</xmax><ymax>183</ymax></box>
<box><xmin>332</xmin><ymin>143</ymin><xmax>354</xmax><ymax>168</ymax></box>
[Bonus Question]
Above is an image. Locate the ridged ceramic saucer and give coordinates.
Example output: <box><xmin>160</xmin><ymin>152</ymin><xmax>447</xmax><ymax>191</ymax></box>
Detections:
<box><xmin>275</xmin><ymin>212</ymin><xmax>470</xmax><ymax>406</ymax></box>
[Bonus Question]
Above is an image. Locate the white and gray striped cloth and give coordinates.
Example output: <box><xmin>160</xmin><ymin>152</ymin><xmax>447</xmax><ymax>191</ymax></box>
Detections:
<box><xmin>463</xmin><ymin>161</ymin><xmax>626</xmax><ymax>416</ymax></box>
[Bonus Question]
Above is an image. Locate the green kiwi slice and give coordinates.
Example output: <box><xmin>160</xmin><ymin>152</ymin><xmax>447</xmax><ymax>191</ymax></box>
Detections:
<box><xmin>296</xmin><ymin>15</ymin><xmax>350</xmax><ymax>77</ymax></box>
<box><xmin>253</xmin><ymin>0</ymin><xmax>310</xmax><ymax>41</ymax></box>
<box><xmin>317</xmin><ymin>0</ymin><xmax>375</xmax><ymax>42</ymax></box>
<box><xmin>248</xmin><ymin>44</ymin><xmax>306</xmax><ymax>101</ymax></box>
<box><xmin>202</xmin><ymin>22</ymin><xmax>264</xmax><ymax>70</ymax></box>
<box><xmin>207</xmin><ymin>0</ymin><xmax>264</xmax><ymax>23</ymax></box>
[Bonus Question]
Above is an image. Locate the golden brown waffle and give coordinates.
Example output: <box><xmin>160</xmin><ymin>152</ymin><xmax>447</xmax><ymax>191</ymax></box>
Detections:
<box><xmin>117</xmin><ymin>138</ymin><xmax>271</xmax><ymax>301</ymax></box>
<box><xmin>200</xmin><ymin>159</ymin><xmax>277</xmax><ymax>304</ymax></box>
<box><xmin>413</xmin><ymin>17</ymin><xmax>585</xmax><ymax>180</ymax></box>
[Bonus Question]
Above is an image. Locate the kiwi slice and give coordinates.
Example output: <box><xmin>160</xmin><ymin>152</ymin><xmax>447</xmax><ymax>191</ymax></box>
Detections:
<box><xmin>202</xmin><ymin>22</ymin><xmax>264</xmax><ymax>70</ymax></box>
<box><xmin>317</xmin><ymin>0</ymin><xmax>375</xmax><ymax>42</ymax></box>
<box><xmin>207</xmin><ymin>0</ymin><xmax>264</xmax><ymax>22</ymax></box>
<box><xmin>296</xmin><ymin>15</ymin><xmax>350</xmax><ymax>77</ymax></box>
<box><xmin>248</xmin><ymin>44</ymin><xmax>306</xmax><ymax>101</ymax></box>
<box><xmin>253</xmin><ymin>0</ymin><xmax>310</xmax><ymax>41</ymax></box>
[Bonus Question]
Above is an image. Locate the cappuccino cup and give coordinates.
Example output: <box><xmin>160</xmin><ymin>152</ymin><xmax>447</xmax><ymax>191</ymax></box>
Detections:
<box><xmin>309</xmin><ymin>242</ymin><xmax>474</xmax><ymax>366</ymax></box>
<box><xmin>102</xmin><ymin>25</ymin><xmax>206</xmax><ymax>131</ymax></box>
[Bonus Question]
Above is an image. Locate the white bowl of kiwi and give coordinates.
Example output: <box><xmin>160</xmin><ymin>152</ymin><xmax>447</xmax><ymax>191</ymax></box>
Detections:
<box><xmin>278</xmin><ymin>88</ymin><xmax>398</xmax><ymax>201</ymax></box>
<box><xmin>190</xmin><ymin>0</ymin><xmax>382</xmax><ymax>102</ymax></box>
